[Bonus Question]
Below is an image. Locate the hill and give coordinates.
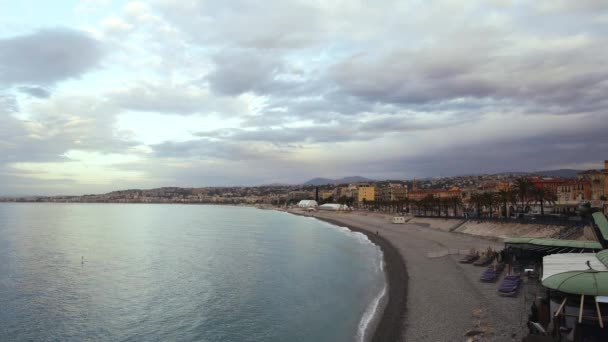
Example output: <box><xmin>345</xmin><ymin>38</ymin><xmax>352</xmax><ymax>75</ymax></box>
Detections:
<box><xmin>303</xmin><ymin>176</ymin><xmax>372</xmax><ymax>186</ymax></box>
<box><xmin>533</xmin><ymin>169</ymin><xmax>582</xmax><ymax>178</ymax></box>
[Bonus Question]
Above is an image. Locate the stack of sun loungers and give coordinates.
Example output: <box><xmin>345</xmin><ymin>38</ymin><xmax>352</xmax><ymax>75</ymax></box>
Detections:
<box><xmin>497</xmin><ymin>274</ymin><xmax>521</xmax><ymax>296</ymax></box>
<box><xmin>479</xmin><ymin>263</ymin><xmax>505</xmax><ymax>282</ymax></box>
<box><xmin>473</xmin><ymin>254</ymin><xmax>495</xmax><ymax>267</ymax></box>
<box><xmin>459</xmin><ymin>254</ymin><xmax>479</xmax><ymax>264</ymax></box>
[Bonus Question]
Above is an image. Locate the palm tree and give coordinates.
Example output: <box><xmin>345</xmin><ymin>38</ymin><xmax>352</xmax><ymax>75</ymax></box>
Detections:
<box><xmin>469</xmin><ymin>192</ymin><xmax>483</xmax><ymax>217</ymax></box>
<box><xmin>531</xmin><ymin>187</ymin><xmax>557</xmax><ymax>216</ymax></box>
<box><xmin>449</xmin><ymin>196</ymin><xmax>463</xmax><ymax>217</ymax></box>
<box><xmin>422</xmin><ymin>195</ymin><xmax>435</xmax><ymax>216</ymax></box>
<box><xmin>411</xmin><ymin>199</ymin><xmax>421</xmax><ymax>215</ymax></box>
<box><xmin>513</xmin><ymin>177</ymin><xmax>534</xmax><ymax>213</ymax></box>
<box><xmin>481</xmin><ymin>192</ymin><xmax>498</xmax><ymax>218</ymax></box>
<box><xmin>497</xmin><ymin>189</ymin><xmax>516</xmax><ymax>217</ymax></box>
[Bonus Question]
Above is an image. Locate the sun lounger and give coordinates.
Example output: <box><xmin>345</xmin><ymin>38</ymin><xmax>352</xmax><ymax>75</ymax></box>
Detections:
<box><xmin>497</xmin><ymin>274</ymin><xmax>521</xmax><ymax>296</ymax></box>
<box><xmin>473</xmin><ymin>255</ymin><xmax>495</xmax><ymax>266</ymax></box>
<box><xmin>459</xmin><ymin>254</ymin><xmax>479</xmax><ymax>264</ymax></box>
<box><xmin>480</xmin><ymin>263</ymin><xmax>505</xmax><ymax>282</ymax></box>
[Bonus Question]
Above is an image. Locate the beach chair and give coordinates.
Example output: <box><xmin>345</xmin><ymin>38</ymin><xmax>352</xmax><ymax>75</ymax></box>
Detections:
<box><xmin>459</xmin><ymin>254</ymin><xmax>479</xmax><ymax>264</ymax></box>
<box><xmin>479</xmin><ymin>263</ymin><xmax>505</xmax><ymax>282</ymax></box>
<box><xmin>497</xmin><ymin>274</ymin><xmax>521</xmax><ymax>296</ymax></box>
<box><xmin>473</xmin><ymin>254</ymin><xmax>494</xmax><ymax>266</ymax></box>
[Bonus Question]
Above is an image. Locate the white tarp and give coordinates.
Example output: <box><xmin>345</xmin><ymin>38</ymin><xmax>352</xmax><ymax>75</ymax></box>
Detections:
<box><xmin>318</xmin><ymin>203</ymin><xmax>349</xmax><ymax>211</ymax></box>
<box><xmin>297</xmin><ymin>200</ymin><xmax>318</xmax><ymax>208</ymax></box>
<box><xmin>542</xmin><ymin>253</ymin><xmax>608</xmax><ymax>281</ymax></box>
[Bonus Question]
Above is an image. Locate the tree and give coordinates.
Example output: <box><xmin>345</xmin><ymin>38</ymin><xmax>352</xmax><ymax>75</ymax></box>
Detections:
<box><xmin>531</xmin><ymin>187</ymin><xmax>556</xmax><ymax>216</ymax></box>
<box><xmin>513</xmin><ymin>177</ymin><xmax>534</xmax><ymax>212</ymax></box>
<box><xmin>481</xmin><ymin>192</ymin><xmax>498</xmax><ymax>218</ymax></box>
<box><xmin>422</xmin><ymin>195</ymin><xmax>435</xmax><ymax>216</ymax></box>
<box><xmin>497</xmin><ymin>189</ymin><xmax>516</xmax><ymax>217</ymax></box>
<box><xmin>411</xmin><ymin>199</ymin><xmax>421</xmax><ymax>215</ymax></box>
<box><xmin>448</xmin><ymin>196</ymin><xmax>463</xmax><ymax>217</ymax></box>
<box><xmin>469</xmin><ymin>193</ymin><xmax>483</xmax><ymax>217</ymax></box>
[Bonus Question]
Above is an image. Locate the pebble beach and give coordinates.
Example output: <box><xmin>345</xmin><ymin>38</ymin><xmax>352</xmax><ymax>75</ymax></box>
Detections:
<box><xmin>299</xmin><ymin>210</ymin><xmax>528</xmax><ymax>342</ymax></box>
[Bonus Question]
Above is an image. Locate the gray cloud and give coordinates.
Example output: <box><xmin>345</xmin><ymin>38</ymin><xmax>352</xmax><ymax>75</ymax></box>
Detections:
<box><xmin>329</xmin><ymin>36</ymin><xmax>608</xmax><ymax>115</ymax></box>
<box><xmin>0</xmin><ymin>28</ymin><xmax>104</xmax><ymax>86</ymax></box>
<box><xmin>3</xmin><ymin>1</ymin><xmax>608</xmax><ymax>195</ymax></box>
<box><xmin>150</xmin><ymin>139</ymin><xmax>289</xmax><ymax>160</ymax></box>
<box><xmin>158</xmin><ymin>0</ymin><xmax>326</xmax><ymax>49</ymax></box>
<box><xmin>195</xmin><ymin>113</ymin><xmax>470</xmax><ymax>146</ymax></box>
<box><xmin>19</xmin><ymin>86</ymin><xmax>51</xmax><ymax>98</ymax></box>
<box><xmin>206</xmin><ymin>49</ymin><xmax>297</xmax><ymax>96</ymax></box>
<box><xmin>0</xmin><ymin>95</ymin><xmax>137</xmax><ymax>165</ymax></box>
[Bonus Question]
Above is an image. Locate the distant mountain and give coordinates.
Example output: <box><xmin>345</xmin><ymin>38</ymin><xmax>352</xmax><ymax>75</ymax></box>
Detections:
<box><xmin>336</xmin><ymin>176</ymin><xmax>373</xmax><ymax>184</ymax></box>
<box><xmin>303</xmin><ymin>178</ymin><xmax>335</xmax><ymax>186</ymax></box>
<box><xmin>493</xmin><ymin>169</ymin><xmax>583</xmax><ymax>179</ymax></box>
<box><xmin>533</xmin><ymin>169</ymin><xmax>582</xmax><ymax>178</ymax></box>
<box><xmin>303</xmin><ymin>176</ymin><xmax>373</xmax><ymax>186</ymax></box>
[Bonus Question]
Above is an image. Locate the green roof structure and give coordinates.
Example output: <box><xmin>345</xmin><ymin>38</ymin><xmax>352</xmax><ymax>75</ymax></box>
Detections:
<box><xmin>542</xmin><ymin>270</ymin><xmax>608</xmax><ymax>296</ymax></box>
<box><xmin>592</xmin><ymin>212</ymin><xmax>608</xmax><ymax>243</ymax></box>
<box><xmin>504</xmin><ymin>237</ymin><xmax>603</xmax><ymax>252</ymax></box>
<box><xmin>597</xmin><ymin>250</ymin><xmax>608</xmax><ymax>268</ymax></box>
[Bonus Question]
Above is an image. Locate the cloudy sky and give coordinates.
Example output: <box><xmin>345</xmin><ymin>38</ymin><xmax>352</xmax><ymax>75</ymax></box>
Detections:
<box><xmin>1</xmin><ymin>0</ymin><xmax>607</xmax><ymax>195</ymax></box>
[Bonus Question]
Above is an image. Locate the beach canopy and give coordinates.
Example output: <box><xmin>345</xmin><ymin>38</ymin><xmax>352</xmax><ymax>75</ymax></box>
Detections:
<box><xmin>542</xmin><ymin>270</ymin><xmax>608</xmax><ymax>296</ymax></box>
<box><xmin>542</xmin><ymin>253</ymin><xmax>608</xmax><ymax>281</ymax></box>
<box><xmin>504</xmin><ymin>237</ymin><xmax>603</xmax><ymax>253</ymax></box>
<box><xmin>592</xmin><ymin>212</ymin><xmax>608</xmax><ymax>245</ymax></box>
<box><xmin>597</xmin><ymin>249</ymin><xmax>608</xmax><ymax>268</ymax></box>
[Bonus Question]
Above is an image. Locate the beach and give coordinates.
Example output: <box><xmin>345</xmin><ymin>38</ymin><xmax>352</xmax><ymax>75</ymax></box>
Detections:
<box><xmin>297</xmin><ymin>210</ymin><xmax>526</xmax><ymax>342</ymax></box>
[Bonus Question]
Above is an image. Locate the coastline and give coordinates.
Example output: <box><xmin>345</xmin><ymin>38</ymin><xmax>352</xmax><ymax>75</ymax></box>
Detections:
<box><xmin>290</xmin><ymin>212</ymin><xmax>408</xmax><ymax>342</ymax></box>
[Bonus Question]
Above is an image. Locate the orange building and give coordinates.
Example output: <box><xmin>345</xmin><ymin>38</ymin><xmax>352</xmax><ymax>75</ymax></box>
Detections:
<box><xmin>408</xmin><ymin>187</ymin><xmax>461</xmax><ymax>201</ymax></box>
<box><xmin>530</xmin><ymin>177</ymin><xmax>567</xmax><ymax>194</ymax></box>
<box><xmin>557</xmin><ymin>179</ymin><xmax>591</xmax><ymax>204</ymax></box>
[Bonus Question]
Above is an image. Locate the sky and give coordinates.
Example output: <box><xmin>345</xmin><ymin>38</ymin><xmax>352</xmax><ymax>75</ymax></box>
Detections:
<box><xmin>1</xmin><ymin>0</ymin><xmax>607</xmax><ymax>195</ymax></box>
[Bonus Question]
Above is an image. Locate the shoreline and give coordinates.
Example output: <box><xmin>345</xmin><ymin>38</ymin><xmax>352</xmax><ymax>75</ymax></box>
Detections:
<box><xmin>292</xmin><ymin>212</ymin><xmax>408</xmax><ymax>342</ymax></box>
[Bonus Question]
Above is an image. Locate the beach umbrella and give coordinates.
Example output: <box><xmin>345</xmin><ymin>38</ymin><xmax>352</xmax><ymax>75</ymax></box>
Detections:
<box><xmin>542</xmin><ymin>269</ymin><xmax>608</xmax><ymax>296</ymax></box>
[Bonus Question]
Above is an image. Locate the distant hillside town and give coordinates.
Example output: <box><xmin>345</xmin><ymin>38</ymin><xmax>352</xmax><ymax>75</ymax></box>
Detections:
<box><xmin>3</xmin><ymin>160</ymin><xmax>607</xmax><ymax>217</ymax></box>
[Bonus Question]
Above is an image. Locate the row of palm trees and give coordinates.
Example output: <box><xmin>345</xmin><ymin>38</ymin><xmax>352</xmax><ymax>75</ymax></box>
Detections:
<box><xmin>414</xmin><ymin>177</ymin><xmax>558</xmax><ymax>218</ymax></box>
<box><xmin>353</xmin><ymin>177</ymin><xmax>558</xmax><ymax>218</ymax></box>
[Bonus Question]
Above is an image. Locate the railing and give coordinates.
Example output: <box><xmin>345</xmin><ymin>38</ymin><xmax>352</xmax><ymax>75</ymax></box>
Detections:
<box><xmin>412</xmin><ymin>214</ymin><xmax>589</xmax><ymax>228</ymax></box>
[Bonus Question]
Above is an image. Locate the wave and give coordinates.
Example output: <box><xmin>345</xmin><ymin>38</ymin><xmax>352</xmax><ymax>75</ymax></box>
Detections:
<box><xmin>356</xmin><ymin>265</ymin><xmax>387</xmax><ymax>342</ymax></box>
<box><xmin>315</xmin><ymin>220</ymin><xmax>374</xmax><ymax>246</ymax></box>
<box><xmin>309</xmin><ymin>216</ymin><xmax>388</xmax><ymax>342</ymax></box>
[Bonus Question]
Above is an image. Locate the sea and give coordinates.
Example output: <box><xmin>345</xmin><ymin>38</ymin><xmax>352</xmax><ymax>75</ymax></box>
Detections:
<box><xmin>0</xmin><ymin>203</ymin><xmax>386</xmax><ymax>342</ymax></box>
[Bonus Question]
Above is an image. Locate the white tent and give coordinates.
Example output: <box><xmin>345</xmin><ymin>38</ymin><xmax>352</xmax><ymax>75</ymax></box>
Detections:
<box><xmin>297</xmin><ymin>200</ymin><xmax>318</xmax><ymax>208</ymax></box>
<box><xmin>318</xmin><ymin>203</ymin><xmax>350</xmax><ymax>211</ymax></box>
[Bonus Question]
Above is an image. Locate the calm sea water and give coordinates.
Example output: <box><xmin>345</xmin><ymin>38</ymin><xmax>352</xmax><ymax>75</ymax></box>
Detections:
<box><xmin>0</xmin><ymin>203</ymin><xmax>385</xmax><ymax>342</ymax></box>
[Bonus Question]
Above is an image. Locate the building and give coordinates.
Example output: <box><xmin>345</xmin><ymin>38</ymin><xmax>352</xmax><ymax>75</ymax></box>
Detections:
<box><xmin>377</xmin><ymin>183</ymin><xmax>408</xmax><ymax>202</ymax></box>
<box><xmin>357</xmin><ymin>184</ymin><xmax>375</xmax><ymax>203</ymax></box>
<box><xmin>288</xmin><ymin>191</ymin><xmax>313</xmax><ymax>201</ymax></box>
<box><xmin>319</xmin><ymin>189</ymin><xmax>334</xmax><ymax>201</ymax></box>
<box><xmin>408</xmin><ymin>187</ymin><xmax>461</xmax><ymax>201</ymax></box>
<box><xmin>578</xmin><ymin>170</ymin><xmax>606</xmax><ymax>201</ymax></box>
<box><xmin>556</xmin><ymin>179</ymin><xmax>591</xmax><ymax>214</ymax></box>
<box><xmin>530</xmin><ymin>177</ymin><xmax>567</xmax><ymax>194</ymax></box>
<box><xmin>557</xmin><ymin>179</ymin><xmax>590</xmax><ymax>204</ymax></box>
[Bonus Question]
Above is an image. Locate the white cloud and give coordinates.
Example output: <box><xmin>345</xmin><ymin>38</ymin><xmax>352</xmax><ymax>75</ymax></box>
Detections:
<box><xmin>1</xmin><ymin>0</ymin><xmax>607</xmax><ymax>194</ymax></box>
